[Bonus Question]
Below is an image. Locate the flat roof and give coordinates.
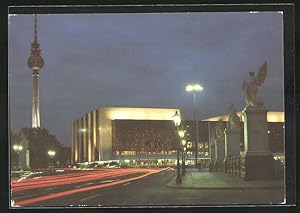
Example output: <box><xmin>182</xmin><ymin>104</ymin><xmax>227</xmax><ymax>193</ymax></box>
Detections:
<box><xmin>100</xmin><ymin>107</ymin><xmax>181</xmax><ymax>120</ymax></box>
<box><xmin>202</xmin><ymin>111</ymin><xmax>284</xmax><ymax>123</ymax></box>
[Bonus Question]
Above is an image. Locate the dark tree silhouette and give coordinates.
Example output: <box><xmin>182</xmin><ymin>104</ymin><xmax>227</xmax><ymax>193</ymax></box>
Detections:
<box><xmin>11</xmin><ymin>128</ymin><xmax>70</xmax><ymax>169</ymax></box>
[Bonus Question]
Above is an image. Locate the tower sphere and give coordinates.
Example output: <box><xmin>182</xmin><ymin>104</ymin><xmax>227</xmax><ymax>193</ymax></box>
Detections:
<box><xmin>27</xmin><ymin>54</ymin><xmax>44</xmax><ymax>71</ymax></box>
<box><xmin>27</xmin><ymin>41</ymin><xmax>44</xmax><ymax>71</ymax></box>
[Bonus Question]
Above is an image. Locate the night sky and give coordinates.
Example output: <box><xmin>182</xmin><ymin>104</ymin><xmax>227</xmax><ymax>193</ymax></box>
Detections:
<box><xmin>9</xmin><ymin>12</ymin><xmax>284</xmax><ymax>146</ymax></box>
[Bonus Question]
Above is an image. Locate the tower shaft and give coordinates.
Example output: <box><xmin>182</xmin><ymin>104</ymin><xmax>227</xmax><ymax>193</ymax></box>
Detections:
<box><xmin>32</xmin><ymin>70</ymin><xmax>40</xmax><ymax>128</ymax></box>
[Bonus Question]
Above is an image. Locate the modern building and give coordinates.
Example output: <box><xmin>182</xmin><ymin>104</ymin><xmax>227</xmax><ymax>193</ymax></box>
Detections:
<box><xmin>71</xmin><ymin>107</ymin><xmax>284</xmax><ymax>166</ymax></box>
<box><xmin>71</xmin><ymin>107</ymin><xmax>181</xmax><ymax>164</ymax></box>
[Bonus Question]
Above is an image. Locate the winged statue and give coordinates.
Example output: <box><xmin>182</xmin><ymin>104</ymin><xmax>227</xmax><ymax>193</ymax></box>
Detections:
<box><xmin>227</xmin><ymin>104</ymin><xmax>240</xmax><ymax>129</ymax></box>
<box><xmin>242</xmin><ymin>61</ymin><xmax>268</xmax><ymax>107</ymax></box>
<box><xmin>215</xmin><ymin>120</ymin><xmax>225</xmax><ymax>140</ymax></box>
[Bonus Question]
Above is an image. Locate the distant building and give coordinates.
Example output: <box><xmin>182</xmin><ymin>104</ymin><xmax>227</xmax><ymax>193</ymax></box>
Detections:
<box><xmin>202</xmin><ymin>111</ymin><xmax>285</xmax><ymax>155</ymax></box>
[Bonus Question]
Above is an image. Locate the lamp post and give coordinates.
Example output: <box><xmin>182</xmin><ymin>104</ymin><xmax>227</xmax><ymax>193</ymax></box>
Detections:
<box><xmin>48</xmin><ymin>150</ymin><xmax>56</xmax><ymax>173</ymax></box>
<box><xmin>181</xmin><ymin>139</ymin><xmax>187</xmax><ymax>176</ymax></box>
<box><xmin>178</xmin><ymin>130</ymin><xmax>185</xmax><ymax>176</ymax></box>
<box><xmin>185</xmin><ymin>83</ymin><xmax>203</xmax><ymax>168</ymax></box>
<box><xmin>13</xmin><ymin>144</ymin><xmax>23</xmax><ymax>170</ymax></box>
<box><xmin>172</xmin><ymin>111</ymin><xmax>182</xmax><ymax>184</ymax></box>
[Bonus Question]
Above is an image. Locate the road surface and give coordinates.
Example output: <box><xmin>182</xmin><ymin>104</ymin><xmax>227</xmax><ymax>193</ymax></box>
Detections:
<box><xmin>11</xmin><ymin>167</ymin><xmax>284</xmax><ymax>207</ymax></box>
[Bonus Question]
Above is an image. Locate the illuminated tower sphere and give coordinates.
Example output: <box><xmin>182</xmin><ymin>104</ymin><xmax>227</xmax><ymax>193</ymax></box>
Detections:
<box><xmin>27</xmin><ymin>14</ymin><xmax>44</xmax><ymax>128</ymax></box>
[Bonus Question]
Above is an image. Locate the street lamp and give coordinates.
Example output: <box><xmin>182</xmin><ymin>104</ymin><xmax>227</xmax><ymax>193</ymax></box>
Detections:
<box><xmin>185</xmin><ymin>83</ymin><xmax>203</xmax><ymax>168</ymax></box>
<box><xmin>13</xmin><ymin>144</ymin><xmax>23</xmax><ymax>170</ymax></box>
<box><xmin>178</xmin><ymin>130</ymin><xmax>185</xmax><ymax>138</ymax></box>
<box><xmin>172</xmin><ymin>111</ymin><xmax>181</xmax><ymax>127</ymax></box>
<box><xmin>48</xmin><ymin>150</ymin><xmax>56</xmax><ymax>157</ymax></box>
<box><xmin>13</xmin><ymin>144</ymin><xmax>23</xmax><ymax>152</ymax></box>
<box><xmin>178</xmin><ymin>130</ymin><xmax>185</xmax><ymax>176</ymax></box>
<box><xmin>48</xmin><ymin>150</ymin><xmax>56</xmax><ymax>169</ymax></box>
<box><xmin>172</xmin><ymin>111</ymin><xmax>182</xmax><ymax>184</ymax></box>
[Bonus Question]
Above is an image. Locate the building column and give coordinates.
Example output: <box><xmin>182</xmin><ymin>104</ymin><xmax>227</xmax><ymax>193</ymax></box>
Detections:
<box><xmin>215</xmin><ymin>138</ymin><xmax>225</xmax><ymax>171</ymax></box>
<box><xmin>92</xmin><ymin>110</ymin><xmax>97</xmax><ymax>162</ymax></box>
<box><xmin>209</xmin><ymin>141</ymin><xmax>216</xmax><ymax>171</ymax></box>
<box><xmin>79</xmin><ymin>118</ymin><xmax>84</xmax><ymax>162</ymax></box>
<box><xmin>83</xmin><ymin>116</ymin><xmax>88</xmax><ymax>162</ymax></box>
<box><xmin>224</xmin><ymin>127</ymin><xmax>241</xmax><ymax>169</ymax></box>
<box><xmin>71</xmin><ymin>121</ymin><xmax>74</xmax><ymax>164</ymax></box>
<box><xmin>87</xmin><ymin>112</ymin><xmax>92</xmax><ymax>162</ymax></box>
<box><xmin>97</xmin><ymin>109</ymin><xmax>101</xmax><ymax>161</ymax></box>
<box><xmin>75</xmin><ymin>119</ymin><xmax>79</xmax><ymax>163</ymax></box>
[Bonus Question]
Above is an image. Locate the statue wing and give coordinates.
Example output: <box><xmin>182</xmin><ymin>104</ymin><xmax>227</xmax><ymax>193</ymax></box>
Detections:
<box><xmin>255</xmin><ymin>61</ymin><xmax>268</xmax><ymax>86</ymax></box>
<box><xmin>228</xmin><ymin>103</ymin><xmax>236</xmax><ymax>114</ymax></box>
<box><xmin>242</xmin><ymin>80</ymin><xmax>247</xmax><ymax>92</ymax></box>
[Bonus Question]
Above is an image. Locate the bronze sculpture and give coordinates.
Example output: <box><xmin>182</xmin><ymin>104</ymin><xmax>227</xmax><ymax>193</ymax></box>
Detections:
<box><xmin>242</xmin><ymin>62</ymin><xmax>268</xmax><ymax>107</ymax></box>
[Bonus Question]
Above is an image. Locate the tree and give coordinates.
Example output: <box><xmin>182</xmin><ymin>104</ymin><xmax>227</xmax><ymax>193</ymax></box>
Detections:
<box><xmin>12</xmin><ymin>128</ymin><xmax>69</xmax><ymax>169</ymax></box>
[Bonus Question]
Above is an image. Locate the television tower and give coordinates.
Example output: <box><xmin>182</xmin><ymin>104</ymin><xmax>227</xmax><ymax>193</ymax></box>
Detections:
<box><xmin>27</xmin><ymin>14</ymin><xmax>44</xmax><ymax>128</ymax></box>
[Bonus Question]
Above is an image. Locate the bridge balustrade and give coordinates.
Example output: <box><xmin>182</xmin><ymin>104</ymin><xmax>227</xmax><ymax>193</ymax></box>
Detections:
<box><xmin>225</xmin><ymin>155</ymin><xmax>242</xmax><ymax>178</ymax></box>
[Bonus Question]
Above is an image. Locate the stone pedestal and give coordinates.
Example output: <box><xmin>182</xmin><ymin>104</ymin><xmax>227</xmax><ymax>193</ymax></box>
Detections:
<box><xmin>209</xmin><ymin>142</ymin><xmax>216</xmax><ymax>171</ymax></box>
<box><xmin>224</xmin><ymin>128</ymin><xmax>241</xmax><ymax>159</ymax></box>
<box><xmin>19</xmin><ymin>149</ymin><xmax>30</xmax><ymax>170</ymax></box>
<box><xmin>242</xmin><ymin>106</ymin><xmax>275</xmax><ymax>180</ymax></box>
<box><xmin>215</xmin><ymin>139</ymin><xmax>225</xmax><ymax>171</ymax></box>
<box><xmin>224</xmin><ymin>128</ymin><xmax>241</xmax><ymax>173</ymax></box>
<box><xmin>19</xmin><ymin>133</ymin><xmax>30</xmax><ymax>170</ymax></box>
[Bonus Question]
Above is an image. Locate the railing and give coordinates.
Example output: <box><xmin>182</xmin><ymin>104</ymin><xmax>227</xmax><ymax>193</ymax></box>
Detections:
<box><xmin>225</xmin><ymin>155</ymin><xmax>243</xmax><ymax>178</ymax></box>
<box><xmin>225</xmin><ymin>155</ymin><xmax>285</xmax><ymax>180</ymax></box>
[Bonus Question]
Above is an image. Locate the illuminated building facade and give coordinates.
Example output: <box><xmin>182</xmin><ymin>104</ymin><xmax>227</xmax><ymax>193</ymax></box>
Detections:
<box><xmin>112</xmin><ymin>120</ymin><xmax>177</xmax><ymax>157</ymax></box>
<box><xmin>71</xmin><ymin>108</ymin><xmax>284</xmax><ymax>165</ymax></box>
<box><xmin>71</xmin><ymin>107</ymin><xmax>181</xmax><ymax>164</ymax></box>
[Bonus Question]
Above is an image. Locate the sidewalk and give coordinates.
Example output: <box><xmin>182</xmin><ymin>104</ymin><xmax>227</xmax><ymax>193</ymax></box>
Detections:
<box><xmin>167</xmin><ymin>169</ymin><xmax>284</xmax><ymax>190</ymax></box>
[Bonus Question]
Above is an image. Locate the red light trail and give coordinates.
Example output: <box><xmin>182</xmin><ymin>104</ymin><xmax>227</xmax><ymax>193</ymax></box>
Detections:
<box><xmin>12</xmin><ymin>169</ymin><xmax>138</xmax><ymax>192</ymax></box>
<box><xmin>12</xmin><ymin>167</ymin><xmax>170</xmax><ymax>206</ymax></box>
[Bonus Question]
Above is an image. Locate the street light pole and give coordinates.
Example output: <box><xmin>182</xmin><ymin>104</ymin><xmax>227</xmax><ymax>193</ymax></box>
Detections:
<box><xmin>181</xmin><ymin>139</ymin><xmax>187</xmax><ymax>176</ymax></box>
<box><xmin>172</xmin><ymin>111</ymin><xmax>182</xmax><ymax>184</ymax></box>
<box><xmin>48</xmin><ymin>150</ymin><xmax>56</xmax><ymax>174</ymax></box>
<box><xmin>176</xmin><ymin>136</ymin><xmax>181</xmax><ymax>184</ymax></box>
<box><xmin>193</xmin><ymin>92</ymin><xmax>199</xmax><ymax>169</ymax></box>
<box><xmin>186</xmin><ymin>83</ymin><xmax>203</xmax><ymax>168</ymax></box>
<box><xmin>178</xmin><ymin>130</ymin><xmax>186</xmax><ymax>177</ymax></box>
